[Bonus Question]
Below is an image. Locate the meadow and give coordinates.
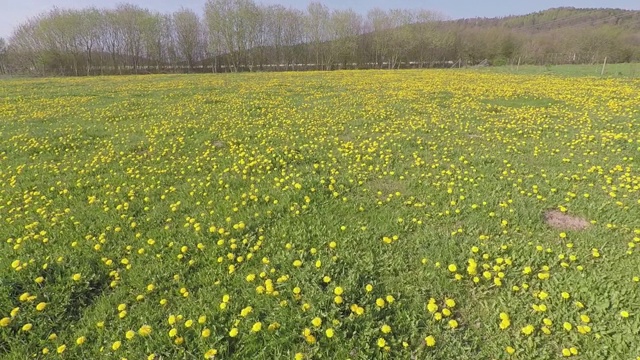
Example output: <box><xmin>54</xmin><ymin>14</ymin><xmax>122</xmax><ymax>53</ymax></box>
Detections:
<box><xmin>0</xmin><ymin>69</ymin><xmax>639</xmax><ymax>360</ymax></box>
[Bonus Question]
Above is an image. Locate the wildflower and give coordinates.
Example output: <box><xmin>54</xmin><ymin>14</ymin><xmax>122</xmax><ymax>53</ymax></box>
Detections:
<box><xmin>425</xmin><ymin>335</ymin><xmax>436</xmax><ymax>347</ymax></box>
<box><xmin>521</xmin><ymin>325</ymin><xmax>534</xmax><ymax>335</ymax></box>
<box><xmin>204</xmin><ymin>349</ymin><xmax>218</xmax><ymax>359</ymax></box>
<box><xmin>138</xmin><ymin>325</ymin><xmax>152</xmax><ymax>336</ymax></box>
<box><xmin>311</xmin><ymin>317</ymin><xmax>322</xmax><ymax>327</ymax></box>
<box><xmin>251</xmin><ymin>322</ymin><xmax>262</xmax><ymax>332</ymax></box>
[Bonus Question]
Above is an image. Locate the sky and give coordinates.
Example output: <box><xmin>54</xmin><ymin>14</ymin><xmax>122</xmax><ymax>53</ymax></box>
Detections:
<box><xmin>1</xmin><ymin>0</ymin><xmax>639</xmax><ymax>39</ymax></box>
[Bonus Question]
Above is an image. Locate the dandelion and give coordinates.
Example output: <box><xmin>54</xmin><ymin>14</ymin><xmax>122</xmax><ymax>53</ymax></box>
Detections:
<box><xmin>251</xmin><ymin>322</ymin><xmax>262</xmax><ymax>332</ymax></box>
<box><xmin>311</xmin><ymin>317</ymin><xmax>322</xmax><ymax>327</ymax></box>
<box><xmin>138</xmin><ymin>325</ymin><xmax>152</xmax><ymax>336</ymax></box>
<box><xmin>427</xmin><ymin>303</ymin><xmax>438</xmax><ymax>313</ymax></box>
<box><xmin>204</xmin><ymin>349</ymin><xmax>218</xmax><ymax>359</ymax></box>
<box><xmin>425</xmin><ymin>335</ymin><xmax>436</xmax><ymax>347</ymax></box>
<box><xmin>521</xmin><ymin>325</ymin><xmax>534</xmax><ymax>335</ymax></box>
<box><xmin>240</xmin><ymin>306</ymin><xmax>253</xmax><ymax>317</ymax></box>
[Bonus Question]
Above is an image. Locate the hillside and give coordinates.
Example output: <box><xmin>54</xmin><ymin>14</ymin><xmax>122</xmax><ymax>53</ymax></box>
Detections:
<box><xmin>423</xmin><ymin>7</ymin><xmax>640</xmax><ymax>66</ymax></box>
<box><xmin>454</xmin><ymin>7</ymin><xmax>640</xmax><ymax>30</ymax></box>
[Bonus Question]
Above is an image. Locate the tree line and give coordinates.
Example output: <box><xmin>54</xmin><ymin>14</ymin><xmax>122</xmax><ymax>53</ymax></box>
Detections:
<box><xmin>0</xmin><ymin>2</ymin><xmax>638</xmax><ymax>76</ymax></box>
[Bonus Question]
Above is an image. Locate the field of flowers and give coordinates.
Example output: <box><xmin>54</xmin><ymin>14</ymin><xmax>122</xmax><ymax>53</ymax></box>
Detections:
<box><xmin>0</xmin><ymin>70</ymin><xmax>639</xmax><ymax>359</ymax></box>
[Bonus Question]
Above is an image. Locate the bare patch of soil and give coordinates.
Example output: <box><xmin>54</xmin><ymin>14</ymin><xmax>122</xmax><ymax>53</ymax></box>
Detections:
<box><xmin>366</xmin><ymin>178</ymin><xmax>407</xmax><ymax>196</ymax></box>
<box><xmin>544</xmin><ymin>210</ymin><xmax>590</xmax><ymax>231</ymax></box>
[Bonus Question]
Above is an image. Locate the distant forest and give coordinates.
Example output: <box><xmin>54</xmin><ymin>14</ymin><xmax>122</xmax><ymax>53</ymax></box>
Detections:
<box><xmin>0</xmin><ymin>2</ymin><xmax>639</xmax><ymax>76</ymax></box>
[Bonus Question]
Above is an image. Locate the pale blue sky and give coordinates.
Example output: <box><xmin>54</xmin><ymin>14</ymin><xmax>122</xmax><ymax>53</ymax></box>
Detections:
<box><xmin>2</xmin><ymin>0</ymin><xmax>639</xmax><ymax>39</ymax></box>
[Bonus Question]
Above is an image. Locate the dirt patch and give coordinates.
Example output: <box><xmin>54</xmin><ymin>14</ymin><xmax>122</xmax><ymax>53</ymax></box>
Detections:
<box><xmin>366</xmin><ymin>178</ymin><xmax>407</xmax><ymax>196</ymax></box>
<box><xmin>212</xmin><ymin>140</ymin><xmax>225</xmax><ymax>148</ymax></box>
<box><xmin>544</xmin><ymin>210</ymin><xmax>590</xmax><ymax>231</ymax></box>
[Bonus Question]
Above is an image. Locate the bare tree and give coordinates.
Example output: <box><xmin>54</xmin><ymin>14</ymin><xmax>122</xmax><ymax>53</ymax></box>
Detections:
<box><xmin>114</xmin><ymin>4</ymin><xmax>148</xmax><ymax>73</ymax></box>
<box><xmin>173</xmin><ymin>8</ymin><xmax>204</xmax><ymax>72</ymax></box>
<box><xmin>330</xmin><ymin>9</ymin><xmax>362</xmax><ymax>69</ymax></box>
<box><xmin>206</xmin><ymin>0</ymin><xmax>240</xmax><ymax>71</ymax></box>
<box><xmin>281</xmin><ymin>8</ymin><xmax>305</xmax><ymax>70</ymax></box>
<box><xmin>0</xmin><ymin>37</ymin><xmax>7</xmax><ymax>74</ymax></box>
<box><xmin>306</xmin><ymin>2</ymin><xmax>330</xmax><ymax>70</ymax></box>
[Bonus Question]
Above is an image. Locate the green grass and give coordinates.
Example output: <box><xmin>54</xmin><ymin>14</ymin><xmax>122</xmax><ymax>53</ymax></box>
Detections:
<box><xmin>0</xmin><ymin>70</ymin><xmax>639</xmax><ymax>360</ymax></box>
<box><xmin>483</xmin><ymin>62</ymin><xmax>640</xmax><ymax>78</ymax></box>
